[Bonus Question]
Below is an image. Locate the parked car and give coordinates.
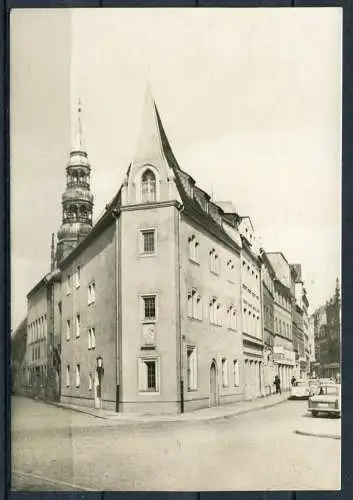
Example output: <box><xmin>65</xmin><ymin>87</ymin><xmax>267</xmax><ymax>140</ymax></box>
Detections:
<box><xmin>308</xmin><ymin>384</ymin><xmax>341</xmax><ymax>418</ymax></box>
<box><xmin>290</xmin><ymin>381</ymin><xmax>310</xmax><ymax>399</ymax></box>
<box><xmin>308</xmin><ymin>379</ymin><xmax>320</xmax><ymax>396</ymax></box>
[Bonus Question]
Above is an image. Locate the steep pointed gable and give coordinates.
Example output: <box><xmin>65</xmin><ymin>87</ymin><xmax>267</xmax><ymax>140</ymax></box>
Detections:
<box><xmin>132</xmin><ymin>83</ymin><xmax>167</xmax><ymax>167</ymax></box>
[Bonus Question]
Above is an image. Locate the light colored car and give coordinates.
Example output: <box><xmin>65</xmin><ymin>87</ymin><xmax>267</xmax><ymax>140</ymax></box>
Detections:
<box><xmin>290</xmin><ymin>381</ymin><xmax>310</xmax><ymax>399</ymax></box>
<box><xmin>308</xmin><ymin>384</ymin><xmax>341</xmax><ymax>418</ymax></box>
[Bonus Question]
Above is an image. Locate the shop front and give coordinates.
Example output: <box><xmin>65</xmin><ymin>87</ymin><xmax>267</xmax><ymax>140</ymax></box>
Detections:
<box><xmin>272</xmin><ymin>346</ymin><xmax>295</xmax><ymax>391</ymax></box>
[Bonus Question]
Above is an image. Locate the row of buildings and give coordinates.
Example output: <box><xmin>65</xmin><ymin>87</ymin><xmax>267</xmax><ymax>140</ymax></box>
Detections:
<box><xmin>309</xmin><ymin>280</ymin><xmax>341</xmax><ymax>380</ymax></box>
<box><xmin>12</xmin><ymin>87</ymin><xmax>315</xmax><ymax>414</ymax></box>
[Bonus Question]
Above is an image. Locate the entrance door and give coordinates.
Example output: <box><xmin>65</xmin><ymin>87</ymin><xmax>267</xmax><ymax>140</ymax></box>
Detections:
<box><xmin>93</xmin><ymin>370</ymin><xmax>101</xmax><ymax>409</ymax></box>
<box><xmin>210</xmin><ymin>361</ymin><xmax>217</xmax><ymax>407</ymax></box>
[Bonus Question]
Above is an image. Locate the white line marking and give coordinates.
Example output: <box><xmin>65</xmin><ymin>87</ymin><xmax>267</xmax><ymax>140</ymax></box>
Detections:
<box><xmin>13</xmin><ymin>469</ymin><xmax>101</xmax><ymax>492</ymax></box>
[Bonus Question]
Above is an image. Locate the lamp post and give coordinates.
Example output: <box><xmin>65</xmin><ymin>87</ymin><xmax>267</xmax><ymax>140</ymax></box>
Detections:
<box><xmin>96</xmin><ymin>355</ymin><xmax>104</xmax><ymax>407</ymax></box>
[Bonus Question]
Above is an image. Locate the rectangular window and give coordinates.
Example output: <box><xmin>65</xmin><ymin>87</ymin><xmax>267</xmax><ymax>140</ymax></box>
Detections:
<box><xmin>141</xmin><ymin>229</ymin><xmax>156</xmax><ymax>254</ymax></box>
<box><xmin>233</xmin><ymin>360</ymin><xmax>240</xmax><ymax>387</ymax></box>
<box><xmin>88</xmin><ymin>373</ymin><xmax>92</xmax><ymax>391</ymax></box>
<box><xmin>75</xmin><ymin>265</ymin><xmax>81</xmax><ymax>288</ymax></box>
<box><xmin>142</xmin><ymin>295</ymin><xmax>156</xmax><ymax>321</ymax></box>
<box><xmin>138</xmin><ymin>358</ymin><xmax>159</xmax><ymax>392</ymax></box>
<box><xmin>66</xmin><ymin>274</ymin><xmax>71</xmax><ymax>295</ymax></box>
<box><xmin>66</xmin><ymin>365</ymin><xmax>70</xmax><ymax>387</ymax></box>
<box><xmin>88</xmin><ymin>282</ymin><xmax>96</xmax><ymax>305</ymax></box>
<box><xmin>222</xmin><ymin>358</ymin><xmax>229</xmax><ymax>387</ymax></box>
<box><xmin>66</xmin><ymin>319</ymin><xmax>71</xmax><ymax>341</ymax></box>
<box><xmin>187</xmin><ymin>346</ymin><xmax>198</xmax><ymax>391</ymax></box>
<box><xmin>75</xmin><ymin>364</ymin><xmax>80</xmax><ymax>388</ymax></box>
<box><xmin>187</xmin><ymin>289</ymin><xmax>202</xmax><ymax>321</ymax></box>
<box><xmin>76</xmin><ymin>314</ymin><xmax>81</xmax><ymax>338</ymax></box>
<box><xmin>88</xmin><ymin>327</ymin><xmax>96</xmax><ymax>350</ymax></box>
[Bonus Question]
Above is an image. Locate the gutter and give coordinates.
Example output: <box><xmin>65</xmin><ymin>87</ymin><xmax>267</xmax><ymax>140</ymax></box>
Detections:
<box><xmin>177</xmin><ymin>204</ymin><xmax>185</xmax><ymax>413</ymax></box>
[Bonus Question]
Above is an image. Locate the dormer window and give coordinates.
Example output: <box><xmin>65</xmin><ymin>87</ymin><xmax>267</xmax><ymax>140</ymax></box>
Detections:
<box><xmin>141</xmin><ymin>169</ymin><xmax>156</xmax><ymax>203</ymax></box>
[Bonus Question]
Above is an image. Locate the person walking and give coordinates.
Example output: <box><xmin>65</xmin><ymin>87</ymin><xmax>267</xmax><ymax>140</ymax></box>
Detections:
<box><xmin>274</xmin><ymin>375</ymin><xmax>281</xmax><ymax>394</ymax></box>
<box><xmin>291</xmin><ymin>376</ymin><xmax>297</xmax><ymax>387</ymax></box>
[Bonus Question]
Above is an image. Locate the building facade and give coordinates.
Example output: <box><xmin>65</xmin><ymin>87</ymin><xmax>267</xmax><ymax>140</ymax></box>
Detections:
<box><xmin>266</xmin><ymin>252</ymin><xmax>295</xmax><ymax>390</ymax></box>
<box><xmin>19</xmin><ymin>87</ymin><xmax>312</xmax><ymax>413</ymax></box>
<box><xmin>260</xmin><ymin>250</ymin><xmax>276</xmax><ymax>395</ymax></box>
<box><xmin>58</xmin><ymin>87</ymin><xmax>245</xmax><ymax>414</ymax></box>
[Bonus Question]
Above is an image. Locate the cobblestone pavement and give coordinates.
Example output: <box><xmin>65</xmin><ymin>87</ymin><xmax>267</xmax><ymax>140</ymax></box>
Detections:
<box><xmin>11</xmin><ymin>396</ymin><xmax>340</xmax><ymax>491</ymax></box>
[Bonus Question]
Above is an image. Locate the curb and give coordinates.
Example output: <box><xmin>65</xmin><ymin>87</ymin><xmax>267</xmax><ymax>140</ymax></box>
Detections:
<box><xmin>46</xmin><ymin>396</ymin><xmax>289</xmax><ymax>424</ymax></box>
<box><xmin>294</xmin><ymin>429</ymin><xmax>341</xmax><ymax>440</ymax></box>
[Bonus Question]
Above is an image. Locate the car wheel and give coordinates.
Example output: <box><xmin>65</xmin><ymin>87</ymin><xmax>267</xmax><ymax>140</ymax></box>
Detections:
<box><xmin>312</xmin><ymin>411</ymin><xmax>319</xmax><ymax>417</ymax></box>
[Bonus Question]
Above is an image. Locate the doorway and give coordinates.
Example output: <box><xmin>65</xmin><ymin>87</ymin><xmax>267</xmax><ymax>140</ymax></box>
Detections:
<box><xmin>93</xmin><ymin>370</ymin><xmax>101</xmax><ymax>409</ymax></box>
<box><xmin>210</xmin><ymin>360</ymin><xmax>217</xmax><ymax>407</ymax></box>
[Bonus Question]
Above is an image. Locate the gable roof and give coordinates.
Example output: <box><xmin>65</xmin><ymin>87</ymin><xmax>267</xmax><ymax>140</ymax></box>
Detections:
<box><xmin>154</xmin><ymin>103</ymin><xmax>241</xmax><ymax>252</ymax></box>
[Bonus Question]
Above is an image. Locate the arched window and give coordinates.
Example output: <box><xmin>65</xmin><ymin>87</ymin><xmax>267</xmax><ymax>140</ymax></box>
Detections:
<box><xmin>141</xmin><ymin>169</ymin><xmax>156</xmax><ymax>203</ymax></box>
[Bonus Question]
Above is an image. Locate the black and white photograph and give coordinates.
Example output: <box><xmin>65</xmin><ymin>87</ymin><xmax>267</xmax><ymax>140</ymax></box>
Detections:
<box><xmin>10</xmin><ymin>7</ymin><xmax>341</xmax><ymax>491</ymax></box>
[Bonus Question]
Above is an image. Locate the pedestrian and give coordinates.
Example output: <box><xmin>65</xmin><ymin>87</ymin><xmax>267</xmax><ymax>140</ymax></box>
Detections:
<box><xmin>274</xmin><ymin>375</ymin><xmax>281</xmax><ymax>394</ymax></box>
<box><xmin>291</xmin><ymin>376</ymin><xmax>297</xmax><ymax>387</ymax></box>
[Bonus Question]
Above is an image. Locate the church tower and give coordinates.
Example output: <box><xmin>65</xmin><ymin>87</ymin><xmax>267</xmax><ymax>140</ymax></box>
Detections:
<box><xmin>56</xmin><ymin>101</ymin><xmax>94</xmax><ymax>263</ymax></box>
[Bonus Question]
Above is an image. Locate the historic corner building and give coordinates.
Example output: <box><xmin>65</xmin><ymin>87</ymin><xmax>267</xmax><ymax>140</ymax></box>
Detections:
<box><xmin>56</xmin><ymin>88</ymin><xmax>248</xmax><ymax>414</ymax></box>
<box><xmin>22</xmin><ymin>87</ymin><xmax>312</xmax><ymax>413</ymax></box>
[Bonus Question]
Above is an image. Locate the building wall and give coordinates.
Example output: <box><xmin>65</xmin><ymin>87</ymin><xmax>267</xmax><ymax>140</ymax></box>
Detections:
<box><xmin>60</xmin><ymin>221</ymin><xmax>117</xmax><ymax>410</ymax></box>
<box><xmin>273</xmin><ymin>283</ymin><xmax>294</xmax><ymax>390</ymax></box>
<box><xmin>241</xmin><ymin>246</ymin><xmax>263</xmax><ymax>400</ymax></box>
<box><xmin>180</xmin><ymin>216</ymin><xmax>243</xmax><ymax>411</ymax></box>
<box><xmin>27</xmin><ymin>283</ymin><xmax>49</xmax><ymax>398</ymax></box>
<box><xmin>119</xmin><ymin>204</ymin><xmax>179</xmax><ymax>414</ymax></box>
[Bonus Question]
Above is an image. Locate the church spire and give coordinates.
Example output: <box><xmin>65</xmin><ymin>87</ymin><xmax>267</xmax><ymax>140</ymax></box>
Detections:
<box><xmin>56</xmin><ymin>99</ymin><xmax>94</xmax><ymax>263</ymax></box>
<box><xmin>74</xmin><ymin>98</ymin><xmax>85</xmax><ymax>152</ymax></box>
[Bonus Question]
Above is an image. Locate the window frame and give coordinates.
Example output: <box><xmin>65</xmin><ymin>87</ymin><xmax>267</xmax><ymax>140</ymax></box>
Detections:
<box><xmin>139</xmin><ymin>228</ymin><xmax>157</xmax><ymax>256</ymax></box>
<box><xmin>75</xmin><ymin>364</ymin><xmax>80</xmax><ymax>388</ymax></box>
<box><xmin>66</xmin><ymin>319</ymin><xmax>71</xmax><ymax>341</ymax></box>
<box><xmin>75</xmin><ymin>265</ymin><xmax>81</xmax><ymax>288</ymax></box>
<box><xmin>88</xmin><ymin>281</ymin><xmax>96</xmax><ymax>305</ymax></box>
<box><xmin>186</xmin><ymin>345</ymin><xmax>198</xmax><ymax>391</ymax></box>
<box><xmin>141</xmin><ymin>294</ymin><xmax>157</xmax><ymax>323</ymax></box>
<box><xmin>75</xmin><ymin>313</ymin><xmax>81</xmax><ymax>338</ymax></box>
<box><xmin>221</xmin><ymin>358</ymin><xmax>229</xmax><ymax>388</ymax></box>
<box><xmin>141</xmin><ymin>168</ymin><xmax>157</xmax><ymax>203</ymax></box>
<box><xmin>66</xmin><ymin>365</ymin><xmax>70</xmax><ymax>387</ymax></box>
<box><xmin>232</xmin><ymin>360</ymin><xmax>240</xmax><ymax>387</ymax></box>
<box><xmin>138</xmin><ymin>356</ymin><xmax>160</xmax><ymax>394</ymax></box>
<box><xmin>187</xmin><ymin>288</ymin><xmax>203</xmax><ymax>321</ymax></box>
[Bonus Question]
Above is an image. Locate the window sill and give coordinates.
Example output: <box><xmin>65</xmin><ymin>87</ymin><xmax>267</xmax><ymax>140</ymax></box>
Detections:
<box><xmin>187</xmin><ymin>316</ymin><xmax>203</xmax><ymax>322</ymax></box>
<box><xmin>187</xmin><ymin>388</ymin><xmax>198</xmax><ymax>392</ymax></box>
<box><xmin>140</xmin><ymin>252</ymin><xmax>157</xmax><ymax>258</ymax></box>
<box><xmin>210</xmin><ymin>322</ymin><xmax>222</xmax><ymax>327</ymax></box>
<box><xmin>75</xmin><ymin>285</ymin><xmax>80</xmax><ymax>289</ymax></box>
<box><xmin>210</xmin><ymin>270</ymin><xmax>220</xmax><ymax>276</ymax></box>
<box><xmin>189</xmin><ymin>258</ymin><xmax>200</xmax><ymax>266</ymax></box>
<box><xmin>138</xmin><ymin>391</ymin><xmax>160</xmax><ymax>396</ymax></box>
<box><xmin>141</xmin><ymin>345</ymin><xmax>156</xmax><ymax>350</ymax></box>
<box><xmin>142</xmin><ymin>319</ymin><xmax>156</xmax><ymax>324</ymax></box>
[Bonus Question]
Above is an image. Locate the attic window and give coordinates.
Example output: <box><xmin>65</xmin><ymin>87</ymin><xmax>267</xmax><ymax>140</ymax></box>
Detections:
<box><xmin>141</xmin><ymin>169</ymin><xmax>156</xmax><ymax>203</ymax></box>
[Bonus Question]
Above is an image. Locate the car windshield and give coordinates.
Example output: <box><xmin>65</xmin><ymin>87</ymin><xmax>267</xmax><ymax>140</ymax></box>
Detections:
<box><xmin>318</xmin><ymin>386</ymin><xmax>339</xmax><ymax>396</ymax></box>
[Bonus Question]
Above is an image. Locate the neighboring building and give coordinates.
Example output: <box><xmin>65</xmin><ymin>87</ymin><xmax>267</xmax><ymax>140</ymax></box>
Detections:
<box><xmin>308</xmin><ymin>314</ymin><xmax>316</xmax><ymax>374</ymax></box>
<box><xmin>26</xmin><ymin>276</ymin><xmax>50</xmax><ymax>399</ymax></box>
<box><xmin>302</xmin><ymin>287</ymin><xmax>310</xmax><ymax>376</ymax></box>
<box><xmin>59</xmin><ymin>86</ymin><xmax>245</xmax><ymax>414</ymax></box>
<box><xmin>266</xmin><ymin>252</ymin><xmax>295</xmax><ymax>390</ymax></box>
<box><xmin>310</xmin><ymin>279</ymin><xmax>341</xmax><ymax>379</ymax></box>
<box><xmin>290</xmin><ymin>264</ymin><xmax>306</xmax><ymax>379</ymax></box>
<box><xmin>260</xmin><ymin>250</ymin><xmax>276</xmax><ymax>395</ymax></box>
<box><xmin>238</xmin><ymin>217</ymin><xmax>263</xmax><ymax>400</ymax></box>
<box><xmin>11</xmin><ymin>317</ymin><xmax>27</xmax><ymax>395</ymax></box>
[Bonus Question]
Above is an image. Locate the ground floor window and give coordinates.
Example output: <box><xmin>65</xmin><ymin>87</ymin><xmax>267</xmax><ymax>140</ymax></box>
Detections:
<box><xmin>138</xmin><ymin>357</ymin><xmax>160</xmax><ymax>393</ymax></box>
<box><xmin>187</xmin><ymin>346</ymin><xmax>198</xmax><ymax>391</ymax></box>
<box><xmin>232</xmin><ymin>360</ymin><xmax>240</xmax><ymax>387</ymax></box>
<box><xmin>222</xmin><ymin>358</ymin><xmax>229</xmax><ymax>387</ymax></box>
<box><xmin>66</xmin><ymin>365</ymin><xmax>70</xmax><ymax>387</ymax></box>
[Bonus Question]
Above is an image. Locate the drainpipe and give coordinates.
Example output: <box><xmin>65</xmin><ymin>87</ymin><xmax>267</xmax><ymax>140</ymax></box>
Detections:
<box><xmin>177</xmin><ymin>204</ymin><xmax>185</xmax><ymax>414</ymax></box>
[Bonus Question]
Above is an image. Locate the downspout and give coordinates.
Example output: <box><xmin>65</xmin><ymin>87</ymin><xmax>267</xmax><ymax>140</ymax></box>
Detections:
<box><xmin>113</xmin><ymin>209</ymin><xmax>121</xmax><ymax>413</ymax></box>
<box><xmin>177</xmin><ymin>204</ymin><xmax>185</xmax><ymax>413</ymax></box>
<box><xmin>258</xmin><ymin>258</ymin><xmax>265</xmax><ymax>396</ymax></box>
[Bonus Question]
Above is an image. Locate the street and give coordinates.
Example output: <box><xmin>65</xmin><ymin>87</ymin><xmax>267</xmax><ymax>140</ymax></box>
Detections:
<box><xmin>11</xmin><ymin>396</ymin><xmax>340</xmax><ymax>491</ymax></box>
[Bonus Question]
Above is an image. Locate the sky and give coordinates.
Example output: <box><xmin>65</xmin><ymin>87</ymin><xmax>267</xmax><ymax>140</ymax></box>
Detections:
<box><xmin>10</xmin><ymin>8</ymin><xmax>342</xmax><ymax>330</ymax></box>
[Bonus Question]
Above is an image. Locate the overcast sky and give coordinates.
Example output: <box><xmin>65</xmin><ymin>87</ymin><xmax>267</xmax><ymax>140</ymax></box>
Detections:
<box><xmin>11</xmin><ymin>8</ymin><xmax>342</xmax><ymax>330</ymax></box>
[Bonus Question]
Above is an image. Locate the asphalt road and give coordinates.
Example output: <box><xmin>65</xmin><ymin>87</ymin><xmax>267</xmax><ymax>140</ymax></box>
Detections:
<box><xmin>11</xmin><ymin>396</ymin><xmax>340</xmax><ymax>491</ymax></box>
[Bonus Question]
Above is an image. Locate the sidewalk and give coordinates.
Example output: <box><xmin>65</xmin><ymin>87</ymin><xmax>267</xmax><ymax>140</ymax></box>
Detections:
<box><xmin>294</xmin><ymin>415</ymin><xmax>341</xmax><ymax>440</ymax></box>
<box><xmin>50</xmin><ymin>391</ymin><xmax>290</xmax><ymax>424</ymax></box>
